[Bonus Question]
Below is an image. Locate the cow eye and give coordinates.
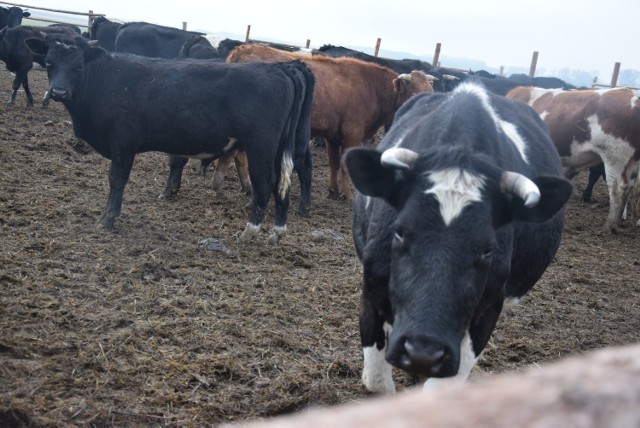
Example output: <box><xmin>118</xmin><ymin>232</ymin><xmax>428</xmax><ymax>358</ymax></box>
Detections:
<box><xmin>475</xmin><ymin>247</ymin><xmax>493</xmax><ymax>267</ymax></box>
<box><xmin>393</xmin><ymin>226</ymin><xmax>404</xmax><ymax>243</ymax></box>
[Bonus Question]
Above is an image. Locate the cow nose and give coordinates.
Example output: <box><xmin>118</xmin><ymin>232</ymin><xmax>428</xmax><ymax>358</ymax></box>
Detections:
<box><xmin>387</xmin><ymin>334</ymin><xmax>453</xmax><ymax>377</ymax></box>
<box><xmin>50</xmin><ymin>87</ymin><xmax>68</xmax><ymax>101</ymax></box>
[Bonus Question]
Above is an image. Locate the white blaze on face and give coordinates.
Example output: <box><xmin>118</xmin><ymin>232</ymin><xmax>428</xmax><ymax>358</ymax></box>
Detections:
<box><xmin>425</xmin><ymin>168</ymin><xmax>486</xmax><ymax>226</ymax></box>
<box><xmin>455</xmin><ymin>83</ymin><xmax>530</xmax><ymax>163</ymax></box>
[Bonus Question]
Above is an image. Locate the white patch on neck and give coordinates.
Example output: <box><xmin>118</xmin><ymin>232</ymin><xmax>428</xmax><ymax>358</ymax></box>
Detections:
<box><xmin>425</xmin><ymin>168</ymin><xmax>485</xmax><ymax>226</ymax></box>
<box><xmin>455</xmin><ymin>83</ymin><xmax>529</xmax><ymax>163</ymax></box>
<box><xmin>423</xmin><ymin>330</ymin><xmax>477</xmax><ymax>390</ymax></box>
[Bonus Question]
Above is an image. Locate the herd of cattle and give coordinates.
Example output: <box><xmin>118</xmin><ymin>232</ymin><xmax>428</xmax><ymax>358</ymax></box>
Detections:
<box><xmin>1</xmin><ymin>5</ymin><xmax>639</xmax><ymax>394</ymax></box>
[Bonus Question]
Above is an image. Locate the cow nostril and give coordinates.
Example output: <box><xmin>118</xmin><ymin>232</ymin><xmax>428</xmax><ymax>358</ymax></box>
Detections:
<box><xmin>403</xmin><ymin>340</ymin><xmax>448</xmax><ymax>374</ymax></box>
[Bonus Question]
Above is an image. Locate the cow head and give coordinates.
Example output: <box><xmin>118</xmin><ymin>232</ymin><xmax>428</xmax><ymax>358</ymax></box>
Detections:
<box><xmin>26</xmin><ymin>34</ymin><xmax>106</xmax><ymax>103</ymax></box>
<box><xmin>344</xmin><ymin>146</ymin><xmax>571</xmax><ymax>377</ymax></box>
<box><xmin>393</xmin><ymin>70</ymin><xmax>434</xmax><ymax>108</ymax></box>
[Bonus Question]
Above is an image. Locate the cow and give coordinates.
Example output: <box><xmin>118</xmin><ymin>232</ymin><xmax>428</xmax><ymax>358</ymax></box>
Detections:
<box><xmin>313</xmin><ymin>44</ymin><xmax>468</xmax><ymax>92</ymax></box>
<box><xmin>178</xmin><ymin>35</ymin><xmax>220</xmax><ymax>60</ymax></box>
<box><xmin>26</xmin><ymin>34</ymin><xmax>315</xmax><ymax>243</ymax></box>
<box><xmin>506</xmin><ymin>86</ymin><xmax>640</xmax><ymax>232</ymax></box>
<box><xmin>468</xmin><ymin>74</ymin><xmax>576</xmax><ymax>97</ymax></box>
<box><xmin>89</xmin><ymin>16</ymin><xmax>122</xmax><ymax>52</ymax></box>
<box><xmin>114</xmin><ymin>21</ymin><xmax>204</xmax><ymax>58</ymax></box>
<box><xmin>0</xmin><ymin>6</ymin><xmax>30</xmax><ymax>29</ymax></box>
<box><xmin>343</xmin><ymin>82</ymin><xmax>572</xmax><ymax>393</ymax></box>
<box><xmin>0</xmin><ymin>25</ymin><xmax>77</xmax><ymax>106</ymax></box>
<box><xmin>228</xmin><ymin>43</ymin><xmax>433</xmax><ymax>199</ymax></box>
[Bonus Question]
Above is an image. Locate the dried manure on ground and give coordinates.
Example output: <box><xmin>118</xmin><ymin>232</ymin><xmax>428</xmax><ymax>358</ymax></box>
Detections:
<box><xmin>1</xmin><ymin>68</ymin><xmax>639</xmax><ymax>426</ymax></box>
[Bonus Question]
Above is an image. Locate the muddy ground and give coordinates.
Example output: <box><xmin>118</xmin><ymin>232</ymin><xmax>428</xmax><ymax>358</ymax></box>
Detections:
<box><xmin>1</xmin><ymin>68</ymin><xmax>639</xmax><ymax>427</ymax></box>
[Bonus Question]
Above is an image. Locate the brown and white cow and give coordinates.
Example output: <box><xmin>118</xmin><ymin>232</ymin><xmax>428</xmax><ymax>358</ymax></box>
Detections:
<box><xmin>224</xmin><ymin>43</ymin><xmax>434</xmax><ymax>200</ymax></box>
<box><xmin>506</xmin><ymin>86</ymin><xmax>640</xmax><ymax>232</ymax></box>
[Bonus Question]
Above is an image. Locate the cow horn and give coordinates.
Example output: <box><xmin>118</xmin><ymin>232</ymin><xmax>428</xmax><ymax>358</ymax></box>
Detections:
<box><xmin>381</xmin><ymin>148</ymin><xmax>419</xmax><ymax>170</ymax></box>
<box><xmin>500</xmin><ymin>171</ymin><xmax>540</xmax><ymax>207</ymax></box>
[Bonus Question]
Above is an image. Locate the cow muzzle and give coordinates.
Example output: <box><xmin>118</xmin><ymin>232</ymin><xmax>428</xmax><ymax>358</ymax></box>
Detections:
<box><xmin>386</xmin><ymin>332</ymin><xmax>458</xmax><ymax>377</ymax></box>
<box><xmin>49</xmin><ymin>87</ymin><xmax>69</xmax><ymax>102</ymax></box>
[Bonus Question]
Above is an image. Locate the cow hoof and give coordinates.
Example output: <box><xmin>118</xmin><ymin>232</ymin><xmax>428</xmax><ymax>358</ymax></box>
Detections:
<box><xmin>298</xmin><ymin>206</ymin><xmax>310</xmax><ymax>218</ymax></box>
<box><xmin>268</xmin><ymin>226</ymin><xmax>287</xmax><ymax>244</ymax></box>
<box><xmin>98</xmin><ymin>217</ymin><xmax>115</xmax><ymax>231</ymax></box>
<box><xmin>158</xmin><ymin>191</ymin><xmax>177</xmax><ymax>200</ymax></box>
<box><xmin>240</xmin><ymin>223</ymin><xmax>260</xmax><ymax>243</ymax></box>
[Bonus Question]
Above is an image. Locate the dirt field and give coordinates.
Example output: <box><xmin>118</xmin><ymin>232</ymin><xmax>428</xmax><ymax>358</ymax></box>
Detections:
<box><xmin>1</xmin><ymin>68</ymin><xmax>639</xmax><ymax>427</ymax></box>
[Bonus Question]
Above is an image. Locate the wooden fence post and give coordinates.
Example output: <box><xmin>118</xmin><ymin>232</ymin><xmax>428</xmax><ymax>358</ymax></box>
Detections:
<box><xmin>87</xmin><ymin>10</ymin><xmax>93</xmax><ymax>31</ymax></box>
<box><xmin>433</xmin><ymin>43</ymin><xmax>441</xmax><ymax>67</ymax></box>
<box><xmin>610</xmin><ymin>62</ymin><xmax>621</xmax><ymax>88</ymax></box>
<box><xmin>306</xmin><ymin>39</ymin><xmax>310</xmax><ymax>49</ymax></box>
<box><xmin>374</xmin><ymin>38</ymin><xmax>381</xmax><ymax>57</ymax></box>
<box><xmin>182</xmin><ymin>22</ymin><xmax>187</xmax><ymax>30</ymax></box>
<box><xmin>245</xmin><ymin>25</ymin><xmax>251</xmax><ymax>42</ymax></box>
<box><xmin>529</xmin><ymin>51</ymin><xmax>539</xmax><ymax>77</ymax></box>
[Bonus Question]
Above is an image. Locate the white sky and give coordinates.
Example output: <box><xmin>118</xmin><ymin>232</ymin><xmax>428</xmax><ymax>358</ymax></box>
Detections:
<box><xmin>9</xmin><ymin>0</ymin><xmax>639</xmax><ymax>79</ymax></box>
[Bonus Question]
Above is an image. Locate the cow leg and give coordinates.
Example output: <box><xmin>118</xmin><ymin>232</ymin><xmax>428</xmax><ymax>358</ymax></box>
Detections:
<box><xmin>295</xmin><ymin>147</ymin><xmax>313</xmax><ymax>217</ymax></box>
<box><xmin>360</xmin><ymin>293</ymin><xmax>395</xmax><ymax>394</ymax></box>
<box><xmin>582</xmin><ymin>164</ymin><xmax>605</xmax><ymax>203</ymax></box>
<box><xmin>42</xmin><ymin>89</ymin><xmax>51</xmax><ymax>107</ymax></box>
<box><xmin>20</xmin><ymin>72</ymin><xmax>34</xmax><ymax>106</ymax></box>
<box><xmin>239</xmin><ymin>153</ymin><xmax>275</xmax><ymax>243</ymax></box>
<box><xmin>326</xmin><ymin>139</ymin><xmax>342</xmax><ymax>199</ymax></box>
<box><xmin>604</xmin><ymin>166</ymin><xmax>631</xmax><ymax>233</ymax></box>
<box><xmin>338</xmin><ymin>135</ymin><xmax>363</xmax><ymax>200</ymax></box>
<box><xmin>211</xmin><ymin>151</ymin><xmax>236</xmax><ymax>196</ymax></box>
<box><xmin>99</xmin><ymin>153</ymin><xmax>135</xmax><ymax>229</ymax></box>
<box><xmin>233</xmin><ymin>151</ymin><xmax>252</xmax><ymax>196</ymax></box>
<box><xmin>159</xmin><ymin>155</ymin><xmax>188</xmax><ymax>200</ymax></box>
<box><xmin>6</xmin><ymin>71</ymin><xmax>29</xmax><ymax>106</ymax></box>
<box><xmin>199</xmin><ymin>156</ymin><xmax>215</xmax><ymax>178</ymax></box>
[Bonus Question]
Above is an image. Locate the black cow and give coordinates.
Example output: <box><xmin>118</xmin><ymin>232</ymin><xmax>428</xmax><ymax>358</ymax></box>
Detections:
<box><xmin>89</xmin><ymin>16</ymin><xmax>122</xmax><ymax>52</ymax></box>
<box><xmin>114</xmin><ymin>21</ymin><xmax>204</xmax><ymax>58</ymax></box>
<box><xmin>343</xmin><ymin>82</ymin><xmax>572</xmax><ymax>393</ymax></box>
<box><xmin>178</xmin><ymin>35</ymin><xmax>220</xmax><ymax>60</ymax></box>
<box><xmin>313</xmin><ymin>44</ymin><xmax>468</xmax><ymax>92</ymax></box>
<box><xmin>468</xmin><ymin>73</ymin><xmax>577</xmax><ymax>96</ymax></box>
<box><xmin>26</xmin><ymin>34</ymin><xmax>315</xmax><ymax>243</ymax></box>
<box><xmin>0</xmin><ymin>25</ymin><xmax>77</xmax><ymax>106</ymax></box>
<box><xmin>0</xmin><ymin>6</ymin><xmax>29</xmax><ymax>29</ymax></box>
<box><xmin>216</xmin><ymin>38</ymin><xmax>244</xmax><ymax>60</ymax></box>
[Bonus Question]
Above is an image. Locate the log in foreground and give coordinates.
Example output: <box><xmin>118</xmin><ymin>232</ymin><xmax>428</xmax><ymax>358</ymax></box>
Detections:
<box><xmin>225</xmin><ymin>343</ymin><xmax>640</xmax><ymax>428</ymax></box>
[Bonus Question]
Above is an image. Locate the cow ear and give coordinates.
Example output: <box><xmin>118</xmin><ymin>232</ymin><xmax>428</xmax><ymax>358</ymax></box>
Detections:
<box><xmin>84</xmin><ymin>46</ymin><xmax>106</xmax><ymax>63</ymax></box>
<box><xmin>23</xmin><ymin>12</ymin><xmax>31</xmax><ymax>18</ymax></box>
<box><xmin>343</xmin><ymin>147</ymin><xmax>405</xmax><ymax>204</ymax></box>
<box><xmin>25</xmin><ymin>38</ymin><xmax>49</xmax><ymax>57</ymax></box>
<box><xmin>509</xmin><ymin>176</ymin><xmax>572</xmax><ymax>222</ymax></box>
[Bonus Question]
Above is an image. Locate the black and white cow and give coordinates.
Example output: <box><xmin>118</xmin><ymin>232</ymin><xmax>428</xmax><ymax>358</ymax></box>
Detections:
<box><xmin>26</xmin><ymin>34</ymin><xmax>315</xmax><ymax>243</ymax></box>
<box><xmin>343</xmin><ymin>82</ymin><xmax>572</xmax><ymax>393</ymax></box>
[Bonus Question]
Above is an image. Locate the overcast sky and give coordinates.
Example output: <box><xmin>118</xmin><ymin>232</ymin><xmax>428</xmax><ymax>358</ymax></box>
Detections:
<box><xmin>9</xmin><ymin>0</ymin><xmax>639</xmax><ymax>79</ymax></box>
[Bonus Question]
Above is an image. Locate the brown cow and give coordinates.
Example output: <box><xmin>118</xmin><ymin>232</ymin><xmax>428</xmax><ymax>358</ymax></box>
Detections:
<box><xmin>506</xmin><ymin>86</ymin><xmax>640</xmax><ymax>232</ymax></box>
<box><xmin>224</xmin><ymin>43</ymin><xmax>434</xmax><ymax>199</ymax></box>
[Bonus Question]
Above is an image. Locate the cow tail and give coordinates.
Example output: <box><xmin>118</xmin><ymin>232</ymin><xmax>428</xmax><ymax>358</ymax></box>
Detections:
<box><xmin>277</xmin><ymin>60</ymin><xmax>314</xmax><ymax>200</ymax></box>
